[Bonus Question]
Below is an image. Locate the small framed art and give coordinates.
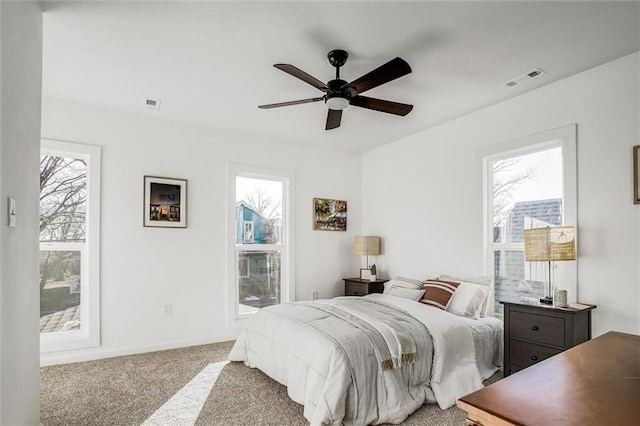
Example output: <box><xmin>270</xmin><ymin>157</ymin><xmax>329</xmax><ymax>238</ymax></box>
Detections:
<box><xmin>143</xmin><ymin>176</ymin><xmax>187</xmax><ymax>228</ymax></box>
<box><xmin>313</xmin><ymin>197</ymin><xmax>347</xmax><ymax>231</ymax></box>
<box><xmin>634</xmin><ymin>145</ymin><xmax>639</xmax><ymax>204</ymax></box>
<box><xmin>359</xmin><ymin>268</ymin><xmax>372</xmax><ymax>280</ymax></box>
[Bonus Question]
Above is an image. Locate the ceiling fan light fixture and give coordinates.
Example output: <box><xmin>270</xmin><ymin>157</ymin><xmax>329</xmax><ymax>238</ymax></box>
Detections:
<box><xmin>325</xmin><ymin>95</ymin><xmax>350</xmax><ymax>110</ymax></box>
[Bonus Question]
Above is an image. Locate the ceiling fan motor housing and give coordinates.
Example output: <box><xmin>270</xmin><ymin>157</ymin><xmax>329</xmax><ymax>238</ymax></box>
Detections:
<box><xmin>325</xmin><ymin>79</ymin><xmax>351</xmax><ymax>110</ymax></box>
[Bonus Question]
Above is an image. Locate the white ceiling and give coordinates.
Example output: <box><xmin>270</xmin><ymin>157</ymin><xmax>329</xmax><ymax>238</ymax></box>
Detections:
<box><xmin>42</xmin><ymin>1</ymin><xmax>640</xmax><ymax>153</ymax></box>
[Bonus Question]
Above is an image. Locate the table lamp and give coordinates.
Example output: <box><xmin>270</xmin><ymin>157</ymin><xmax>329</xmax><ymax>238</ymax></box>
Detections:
<box><xmin>524</xmin><ymin>226</ymin><xmax>576</xmax><ymax>304</ymax></box>
<box><xmin>353</xmin><ymin>236</ymin><xmax>380</xmax><ymax>278</ymax></box>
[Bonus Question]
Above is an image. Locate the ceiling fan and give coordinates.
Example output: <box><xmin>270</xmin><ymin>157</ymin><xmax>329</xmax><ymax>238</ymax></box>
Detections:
<box><xmin>258</xmin><ymin>49</ymin><xmax>413</xmax><ymax>130</ymax></box>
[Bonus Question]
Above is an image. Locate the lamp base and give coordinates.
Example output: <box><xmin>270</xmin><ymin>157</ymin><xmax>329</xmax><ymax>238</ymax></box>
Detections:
<box><xmin>539</xmin><ymin>296</ymin><xmax>553</xmax><ymax>305</ymax></box>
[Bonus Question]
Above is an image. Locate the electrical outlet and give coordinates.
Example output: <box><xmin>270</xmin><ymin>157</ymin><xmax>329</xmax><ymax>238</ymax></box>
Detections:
<box><xmin>163</xmin><ymin>303</ymin><xmax>172</xmax><ymax>315</ymax></box>
<box><xmin>312</xmin><ymin>291</ymin><xmax>319</xmax><ymax>300</ymax></box>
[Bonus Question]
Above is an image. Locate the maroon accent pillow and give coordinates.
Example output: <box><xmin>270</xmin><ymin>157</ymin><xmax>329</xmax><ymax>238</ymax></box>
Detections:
<box><xmin>420</xmin><ymin>279</ymin><xmax>460</xmax><ymax>310</ymax></box>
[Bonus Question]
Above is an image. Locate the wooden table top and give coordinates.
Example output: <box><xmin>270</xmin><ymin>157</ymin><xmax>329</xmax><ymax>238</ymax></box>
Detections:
<box><xmin>457</xmin><ymin>331</ymin><xmax>640</xmax><ymax>426</ymax></box>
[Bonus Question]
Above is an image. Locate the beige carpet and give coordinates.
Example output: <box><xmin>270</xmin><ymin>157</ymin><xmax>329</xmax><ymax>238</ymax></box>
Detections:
<box><xmin>40</xmin><ymin>342</ymin><xmax>234</xmax><ymax>426</ymax></box>
<box><xmin>41</xmin><ymin>341</ymin><xmax>501</xmax><ymax>425</ymax></box>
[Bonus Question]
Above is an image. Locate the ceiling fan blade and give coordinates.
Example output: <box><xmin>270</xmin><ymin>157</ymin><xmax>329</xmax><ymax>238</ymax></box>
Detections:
<box><xmin>350</xmin><ymin>95</ymin><xmax>413</xmax><ymax>116</ymax></box>
<box><xmin>342</xmin><ymin>57</ymin><xmax>411</xmax><ymax>95</ymax></box>
<box><xmin>325</xmin><ymin>109</ymin><xmax>342</xmax><ymax>130</ymax></box>
<box><xmin>274</xmin><ymin>64</ymin><xmax>328</xmax><ymax>92</ymax></box>
<box><xmin>258</xmin><ymin>97</ymin><xmax>324</xmax><ymax>109</ymax></box>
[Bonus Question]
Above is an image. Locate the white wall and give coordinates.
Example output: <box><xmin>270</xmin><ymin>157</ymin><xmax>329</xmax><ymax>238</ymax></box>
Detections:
<box><xmin>0</xmin><ymin>1</ymin><xmax>42</xmax><ymax>424</ymax></box>
<box><xmin>40</xmin><ymin>98</ymin><xmax>362</xmax><ymax>364</ymax></box>
<box><xmin>362</xmin><ymin>52</ymin><xmax>640</xmax><ymax>337</ymax></box>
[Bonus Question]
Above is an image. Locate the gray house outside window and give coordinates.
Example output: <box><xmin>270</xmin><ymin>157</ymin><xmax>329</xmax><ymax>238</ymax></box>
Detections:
<box><xmin>494</xmin><ymin>198</ymin><xmax>562</xmax><ymax>315</ymax></box>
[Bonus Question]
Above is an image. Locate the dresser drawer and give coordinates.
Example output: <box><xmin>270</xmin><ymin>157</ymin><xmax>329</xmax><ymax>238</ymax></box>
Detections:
<box><xmin>510</xmin><ymin>311</ymin><xmax>565</xmax><ymax>347</ymax></box>
<box><xmin>345</xmin><ymin>282</ymin><xmax>369</xmax><ymax>296</ymax></box>
<box><xmin>510</xmin><ymin>339</ymin><xmax>562</xmax><ymax>368</ymax></box>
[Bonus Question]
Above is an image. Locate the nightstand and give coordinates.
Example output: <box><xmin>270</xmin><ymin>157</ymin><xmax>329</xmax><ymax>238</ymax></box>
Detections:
<box><xmin>501</xmin><ymin>299</ymin><xmax>596</xmax><ymax>376</ymax></box>
<box><xmin>343</xmin><ymin>278</ymin><xmax>387</xmax><ymax>296</ymax></box>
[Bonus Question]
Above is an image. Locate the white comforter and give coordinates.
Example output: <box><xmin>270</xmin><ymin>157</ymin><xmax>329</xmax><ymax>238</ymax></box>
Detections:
<box><xmin>228</xmin><ymin>294</ymin><xmax>487</xmax><ymax>425</ymax></box>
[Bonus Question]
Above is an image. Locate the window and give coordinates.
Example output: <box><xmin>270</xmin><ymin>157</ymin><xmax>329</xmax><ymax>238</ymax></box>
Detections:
<box><xmin>227</xmin><ymin>164</ymin><xmax>294</xmax><ymax>327</ymax></box>
<box><xmin>483</xmin><ymin>125</ymin><xmax>577</xmax><ymax>317</ymax></box>
<box><xmin>243</xmin><ymin>221</ymin><xmax>254</xmax><ymax>243</ymax></box>
<box><xmin>40</xmin><ymin>140</ymin><xmax>101</xmax><ymax>352</ymax></box>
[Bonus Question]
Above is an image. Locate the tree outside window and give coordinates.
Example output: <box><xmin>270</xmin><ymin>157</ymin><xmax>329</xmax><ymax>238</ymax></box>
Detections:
<box><xmin>39</xmin><ymin>154</ymin><xmax>86</xmax><ymax>332</ymax></box>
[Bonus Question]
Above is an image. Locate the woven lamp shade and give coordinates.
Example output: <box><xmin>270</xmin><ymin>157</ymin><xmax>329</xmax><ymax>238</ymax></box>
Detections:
<box><xmin>524</xmin><ymin>226</ymin><xmax>576</xmax><ymax>262</ymax></box>
<box><xmin>353</xmin><ymin>236</ymin><xmax>380</xmax><ymax>256</ymax></box>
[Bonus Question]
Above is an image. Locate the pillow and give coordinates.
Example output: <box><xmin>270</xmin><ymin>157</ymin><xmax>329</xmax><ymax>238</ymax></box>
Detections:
<box><xmin>446</xmin><ymin>281</ymin><xmax>490</xmax><ymax>319</ymax></box>
<box><xmin>439</xmin><ymin>274</ymin><xmax>491</xmax><ymax>286</ymax></box>
<box><xmin>419</xmin><ymin>279</ymin><xmax>460</xmax><ymax>310</ymax></box>
<box><xmin>383</xmin><ymin>276</ymin><xmax>424</xmax><ymax>291</ymax></box>
<box><xmin>439</xmin><ymin>274</ymin><xmax>492</xmax><ymax>317</ymax></box>
<box><xmin>384</xmin><ymin>287</ymin><xmax>426</xmax><ymax>301</ymax></box>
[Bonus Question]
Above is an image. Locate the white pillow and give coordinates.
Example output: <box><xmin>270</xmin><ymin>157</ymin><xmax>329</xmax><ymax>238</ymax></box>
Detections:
<box><xmin>439</xmin><ymin>274</ymin><xmax>491</xmax><ymax>286</ymax></box>
<box><xmin>383</xmin><ymin>276</ymin><xmax>424</xmax><ymax>291</ymax></box>
<box><xmin>446</xmin><ymin>282</ymin><xmax>489</xmax><ymax>320</ymax></box>
<box><xmin>440</xmin><ymin>274</ymin><xmax>492</xmax><ymax>317</ymax></box>
<box><xmin>384</xmin><ymin>287</ymin><xmax>426</xmax><ymax>301</ymax></box>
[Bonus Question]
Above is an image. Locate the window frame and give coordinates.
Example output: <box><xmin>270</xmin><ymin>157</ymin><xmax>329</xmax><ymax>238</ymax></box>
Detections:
<box><xmin>40</xmin><ymin>139</ymin><xmax>101</xmax><ymax>353</ymax></box>
<box><xmin>226</xmin><ymin>163</ymin><xmax>295</xmax><ymax>329</ymax></box>
<box><xmin>482</xmin><ymin>125</ymin><xmax>577</xmax><ymax>315</ymax></box>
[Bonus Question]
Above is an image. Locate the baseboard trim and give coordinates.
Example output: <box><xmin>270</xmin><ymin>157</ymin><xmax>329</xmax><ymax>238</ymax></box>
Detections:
<box><xmin>39</xmin><ymin>332</ymin><xmax>240</xmax><ymax>366</ymax></box>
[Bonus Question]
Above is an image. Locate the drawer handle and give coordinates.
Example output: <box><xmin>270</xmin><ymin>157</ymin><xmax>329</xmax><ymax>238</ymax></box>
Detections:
<box><xmin>531</xmin><ymin>355</ymin><xmax>538</xmax><ymax>361</ymax></box>
<box><xmin>531</xmin><ymin>325</ymin><xmax>539</xmax><ymax>331</ymax></box>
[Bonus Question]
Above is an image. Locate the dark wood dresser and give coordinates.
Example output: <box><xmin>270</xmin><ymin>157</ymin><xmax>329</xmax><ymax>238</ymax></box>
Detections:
<box><xmin>501</xmin><ymin>299</ymin><xmax>596</xmax><ymax>376</ymax></box>
<box><xmin>343</xmin><ymin>278</ymin><xmax>387</xmax><ymax>296</ymax></box>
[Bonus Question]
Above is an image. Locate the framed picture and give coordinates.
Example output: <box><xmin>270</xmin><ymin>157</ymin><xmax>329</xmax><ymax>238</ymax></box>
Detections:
<box><xmin>313</xmin><ymin>197</ymin><xmax>347</xmax><ymax>231</ymax></box>
<box><xmin>359</xmin><ymin>268</ymin><xmax>371</xmax><ymax>280</ymax></box>
<box><xmin>143</xmin><ymin>176</ymin><xmax>187</xmax><ymax>228</ymax></box>
<box><xmin>634</xmin><ymin>145</ymin><xmax>640</xmax><ymax>204</ymax></box>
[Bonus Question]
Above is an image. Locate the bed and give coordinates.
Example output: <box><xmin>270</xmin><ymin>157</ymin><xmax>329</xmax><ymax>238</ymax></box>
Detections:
<box><xmin>229</xmin><ymin>280</ymin><xmax>503</xmax><ymax>426</ymax></box>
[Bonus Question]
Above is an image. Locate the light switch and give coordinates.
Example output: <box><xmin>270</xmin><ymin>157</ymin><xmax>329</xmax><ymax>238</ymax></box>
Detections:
<box><xmin>8</xmin><ymin>197</ymin><xmax>16</xmax><ymax>228</ymax></box>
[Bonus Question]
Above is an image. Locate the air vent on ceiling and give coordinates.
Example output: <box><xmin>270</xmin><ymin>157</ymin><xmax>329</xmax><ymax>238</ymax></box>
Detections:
<box><xmin>142</xmin><ymin>97</ymin><xmax>161</xmax><ymax>111</ymax></box>
<box><xmin>502</xmin><ymin>67</ymin><xmax>546</xmax><ymax>88</ymax></box>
